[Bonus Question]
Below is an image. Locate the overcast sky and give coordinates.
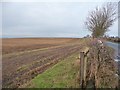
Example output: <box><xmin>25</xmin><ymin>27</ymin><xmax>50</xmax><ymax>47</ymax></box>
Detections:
<box><xmin>1</xmin><ymin>0</ymin><xmax>119</xmax><ymax>38</ymax></box>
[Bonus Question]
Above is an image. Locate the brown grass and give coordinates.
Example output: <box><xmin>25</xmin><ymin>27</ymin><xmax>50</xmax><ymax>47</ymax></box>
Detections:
<box><xmin>2</xmin><ymin>38</ymin><xmax>80</xmax><ymax>54</ymax></box>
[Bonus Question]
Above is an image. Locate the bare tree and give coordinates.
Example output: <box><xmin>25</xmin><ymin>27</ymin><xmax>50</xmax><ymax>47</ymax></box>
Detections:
<box><xmin>85</xmin><ymin>3</ymin><xmax>117</xmax><ymax>38</ymax></box>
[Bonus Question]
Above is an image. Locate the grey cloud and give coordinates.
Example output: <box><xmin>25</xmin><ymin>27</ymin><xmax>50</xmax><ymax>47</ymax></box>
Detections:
<box><xmin>2</xmin><ymin>2</ymin><xmax>118</xmax><ymax>38</ymax></box>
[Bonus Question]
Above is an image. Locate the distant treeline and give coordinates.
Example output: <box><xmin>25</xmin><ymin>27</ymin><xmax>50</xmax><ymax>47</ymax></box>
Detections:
<box><xmin>83</xmin><ymin>35</ymin><xmax>120</xmax><ymax>43</ymax></box>
<box><xmin>103</xmin><ymin>36</ymin><xmax>120</xmax><ymax>43</ymax></box>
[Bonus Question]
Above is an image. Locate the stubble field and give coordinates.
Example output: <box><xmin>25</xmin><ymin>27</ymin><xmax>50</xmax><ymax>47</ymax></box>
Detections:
<box><xmin>2</xmin><ymin>38</ymin><xmax>85</xmax><ymax>88</ymax></box>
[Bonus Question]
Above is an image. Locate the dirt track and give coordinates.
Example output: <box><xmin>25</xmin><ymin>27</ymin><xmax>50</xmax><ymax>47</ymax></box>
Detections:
<box><xmin>2</xmin><ymin>38</ymin><xmax>84</xmax><ymax>88</ymax></box>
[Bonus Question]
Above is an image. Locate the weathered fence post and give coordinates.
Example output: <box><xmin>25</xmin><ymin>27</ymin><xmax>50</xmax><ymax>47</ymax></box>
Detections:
<box><xmin>83</xmin><ymin>55</ymin><xmax>87</xmax><ymax>87</ymax></box>
<box><xmin>80</xmin><ymin>47</ymin><xmax>89</xmax><ymax>88</ymax></box>
<box><xmin>80</xmin><ymin>52</ymin><xmax>85</xmax><ymax>88</ymax></box>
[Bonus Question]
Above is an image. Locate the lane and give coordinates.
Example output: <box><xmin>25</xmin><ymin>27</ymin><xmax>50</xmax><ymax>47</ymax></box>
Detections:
<box><xmin>105</xmin><ymin>41</ymin><xmax>120</xmax><ymax>61</ymax></box>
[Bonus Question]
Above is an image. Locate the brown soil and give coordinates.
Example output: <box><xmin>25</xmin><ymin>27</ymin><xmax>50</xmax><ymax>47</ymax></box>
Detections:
<box><xmin>2</xmin><ymin>38</ymin><xmax>80</xmax><ymax>54</ymax></box>
<box><xmin>2</xmin><ymin>38</ymin><xmax>84</xmax><ymax>88</ymax></box>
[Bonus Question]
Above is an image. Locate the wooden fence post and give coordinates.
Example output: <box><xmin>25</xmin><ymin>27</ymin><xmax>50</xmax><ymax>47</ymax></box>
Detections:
<box><xmin>80</xmin><ymin>47</ymin><xmax>89</xmax><ymax>88</ymax></box>
<box><xmin>80</xmin><ymin>52</ymin><xmax>85</xmax><ymax>88</ymax></box>
<box><xmin>83</xmin><ymin>55</ymin><xmax>87</xmax><ymax>87</ymax></box>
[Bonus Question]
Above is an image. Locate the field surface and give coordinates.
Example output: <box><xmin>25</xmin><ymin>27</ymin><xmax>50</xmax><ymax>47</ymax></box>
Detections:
<box><xmin>2</xmin><ymin>38</ymin><xmax>85</xmax><ymax>88</ymax></box>
<box><xmin>22</xmin><ymin>53</ymin><xmax>80</xmax><ymax>88</ymax></box>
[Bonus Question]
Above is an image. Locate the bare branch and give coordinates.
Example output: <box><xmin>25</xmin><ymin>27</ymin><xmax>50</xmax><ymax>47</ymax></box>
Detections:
<box><xmin>85</xmin><ymin>2</ymin><xmax>117</xmax><ymax>38</ymax></box>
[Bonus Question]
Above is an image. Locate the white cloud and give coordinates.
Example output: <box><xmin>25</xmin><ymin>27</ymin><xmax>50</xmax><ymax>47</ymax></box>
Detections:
<box><xmin>1</xmin><ymin>0</ymin><xmax>119</xmax><ymax>2</ymax></box>
<box><xmin>2</xmin><ymin>2</ymin><xmax>119</xmax><ymax>38</ymax></box>
<box><xmin>0</xmin><ymin>2</ymin><xmax>2</xmax><ymax>38</ymax></box>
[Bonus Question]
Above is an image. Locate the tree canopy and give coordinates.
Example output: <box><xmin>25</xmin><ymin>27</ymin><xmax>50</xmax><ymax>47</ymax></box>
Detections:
<box><xmin>85</xmin><ymin>3</ymin><xmax>117</xmax><ymax>38</ymax></box>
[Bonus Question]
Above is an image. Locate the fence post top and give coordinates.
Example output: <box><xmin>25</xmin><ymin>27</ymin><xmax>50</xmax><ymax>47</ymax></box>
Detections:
<box><xmin>81</xmin><ymin>47</ymin><xmax>89</xmax><ymax>53</ymax></box>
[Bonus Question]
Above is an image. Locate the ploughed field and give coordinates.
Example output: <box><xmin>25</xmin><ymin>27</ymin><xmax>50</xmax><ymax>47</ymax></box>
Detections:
<box><xmin>2</xmin><ymin>38</ymin><xmax>84</xmax><ymax>88</ymax></box>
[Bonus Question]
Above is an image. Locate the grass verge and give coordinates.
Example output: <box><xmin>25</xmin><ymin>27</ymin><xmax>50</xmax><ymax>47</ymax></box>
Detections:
<box><xmin>25</xmin><ymin>53</ymin><xmax>80</xmax><ymax>88</ymax></box>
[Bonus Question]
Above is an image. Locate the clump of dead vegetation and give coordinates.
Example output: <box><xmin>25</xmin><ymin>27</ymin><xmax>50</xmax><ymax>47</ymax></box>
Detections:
<box><xmin>85</xmin><ymin>43</ymin><xmax>118</xmax><ymax>88</ymax></box>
